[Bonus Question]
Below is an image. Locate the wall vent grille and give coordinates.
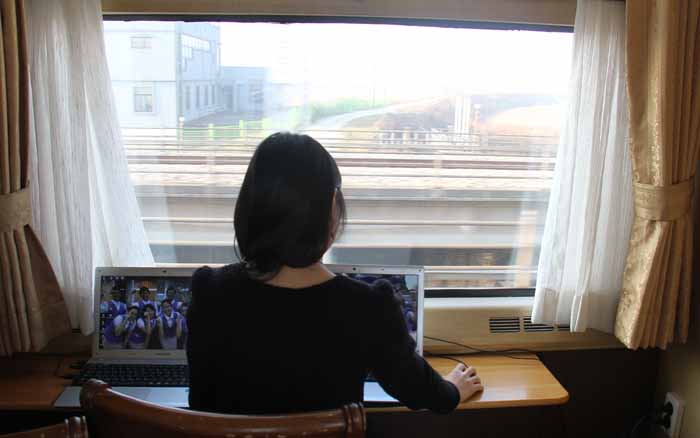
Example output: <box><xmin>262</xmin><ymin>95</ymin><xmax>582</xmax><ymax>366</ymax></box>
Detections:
<box><xmin>489</xmin><ymin>317</ymin><xmax>521</xmax><ymax>333</ymax></box>
<box><xmin>523</xmin><ymin>317</ymin><xmax>555</xmax><ymax>332</ymax></box>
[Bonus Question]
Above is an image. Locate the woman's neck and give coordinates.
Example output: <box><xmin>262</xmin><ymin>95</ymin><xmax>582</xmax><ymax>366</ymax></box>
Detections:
<box><xmin>263</xmin><ymin>262</ymin><xmax>335</xmax><ymax>289</ymax></box>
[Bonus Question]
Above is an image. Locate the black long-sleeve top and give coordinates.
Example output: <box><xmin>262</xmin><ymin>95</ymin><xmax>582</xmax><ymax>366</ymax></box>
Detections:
<box><xmin>186</xmin><ymin>263</ymin><xmax>459</xmax><ymax>414</ymax></box>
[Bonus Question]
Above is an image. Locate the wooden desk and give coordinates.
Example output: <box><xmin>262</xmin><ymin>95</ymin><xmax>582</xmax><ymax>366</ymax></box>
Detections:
<box><xmin>0</xmin><ymin>354</ymin><xmax>567</xmax><ymax>411</ymax></box>
<box><xmin>369</xmin><ymin>354</ymin><xmax>569</xmax><ymax>412</ymax></box>
<box><xmin>0</xmin><ymin>355</ymin><xmax>82</xmax><ymax>411</ymax></box>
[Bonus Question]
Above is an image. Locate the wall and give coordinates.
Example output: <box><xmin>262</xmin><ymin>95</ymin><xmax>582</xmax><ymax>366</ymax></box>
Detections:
<box><xmin>655</xmin><ymin>341</ymin><xmax>700</xmax><ymax>438</ymax></box>
<box><xmin>111</xmin><ymin>80</ymin><xmax>177</xmax><ymax>128</ymax></box>
<box><xmin>653</xmin><ymin>177</ymin><xmax>700</xmax><ymax>438</ymax></box>
<box><xmin>103</xmin><ymin>22</ymin><xmax>178</xmax><ymax>127</ymax></box>
<box><xmin>103</xmin><ymin>22</ymin><xmax>177</xmax><ymax>82</ymax></box>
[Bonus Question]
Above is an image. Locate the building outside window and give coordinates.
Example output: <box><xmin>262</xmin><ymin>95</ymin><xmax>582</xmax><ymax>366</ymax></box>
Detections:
<box><xmin>185</xmin><ymin>86</ymin><xmax>190</xmax><ymax>111</ymax></box>
<box><xmin>133</xmin><ymin>85</ymin><xmax>153</xmax><ymax>112</ymax></box>
<box><xmin>196</xmin><ymin>85</ymin><xmax>200</xmax><ymax>108</ymax></box>
<box><xmin>131</xmin><ymin>36</ymin><xmax>152</xmax><ymax>49</ymax></box>
<box><xmin>204</xmin><ymin>85</ymin><xmax>209</xmax><ymax>106</ymax></box>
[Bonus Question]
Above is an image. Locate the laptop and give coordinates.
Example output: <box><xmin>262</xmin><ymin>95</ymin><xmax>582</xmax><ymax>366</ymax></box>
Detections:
<box><xmin>54</xmin><ymin>264</ymin><xmax>425</xmax><ymax>408</ymax></box>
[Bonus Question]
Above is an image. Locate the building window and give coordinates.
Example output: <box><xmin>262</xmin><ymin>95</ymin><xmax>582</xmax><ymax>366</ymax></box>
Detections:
<box><xmin>196</xmin><ymin>86</ymin><xmax>200</xmax><ymax>109</ymax></box>
<box><xmin>185</xmin><ymin>86</ymin><xmax>190</xmax><ymax>111</ymax></box>
<box><xmin>204</xmin><ymin>85</ymin><xmax>209</xmax><ymax>106</ymax></box>
<box><xmin>133</xmin><ymin>85</ymin><xmax>153</xmax><ymax>113</ymax></box>
<box><xmin>182</xmin><ymin>34</ymin><xmax>211</xmax><ymax>53</ymax></box>
<box><xmin>131</xmin><ymin>36</ymin><xmax>152</xmax><ymax>49</ymax></box>
<box><xmin>212</xmin><ymin>86</ymin><xmax>216</xmax><ymax>105</ymax></box>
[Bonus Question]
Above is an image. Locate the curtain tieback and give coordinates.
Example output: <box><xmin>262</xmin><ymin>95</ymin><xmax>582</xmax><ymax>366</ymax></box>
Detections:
<box><xmin>633</xmin><ymin>177</ymin><xmax>693</xmax><ymax>221</ymax></box>
<box><xmin>0</xmin><ymin>187</ymin><xmax>31</xmax><ymax>232</ymax></box>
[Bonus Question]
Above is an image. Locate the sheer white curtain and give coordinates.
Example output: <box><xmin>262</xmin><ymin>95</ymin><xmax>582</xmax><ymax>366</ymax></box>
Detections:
<box><xmin>532</xmin><ymin>0</ymin><xmax>632</xmax><ymax>333</ymax></box>
<box><xmin>26</xmin><ymin>0</ymin><xmax>154</xmax><ymax>333</ymax></box>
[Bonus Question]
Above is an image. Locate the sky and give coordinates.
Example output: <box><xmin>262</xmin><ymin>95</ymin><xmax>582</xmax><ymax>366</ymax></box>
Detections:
<box><xmin>218</xmin><ymin>23</ymin><xmax>574</xmax><ymax>102</ymax></box>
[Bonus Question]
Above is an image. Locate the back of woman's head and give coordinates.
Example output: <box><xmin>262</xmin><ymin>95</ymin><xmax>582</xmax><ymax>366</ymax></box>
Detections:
<box><xmin>234</xmin><ymin>132</ymin><xmax>346</xmax><ymax>278</ymax></box>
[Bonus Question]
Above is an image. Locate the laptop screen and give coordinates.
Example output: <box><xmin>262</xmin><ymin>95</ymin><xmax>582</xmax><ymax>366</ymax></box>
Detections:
<box><xmin>96</xmin><ymin>267</ymin><xmax>422</xmax><ymax>352</ymax></box>
<box><xmin>98</xmin><ymin>275</ymin><xmax>192</xmax><ymax>351</ymax></box>
<box><xmin>340</xmin><ymin>272</ymin><xmax>420</xmax><ymax>344</ymax></box>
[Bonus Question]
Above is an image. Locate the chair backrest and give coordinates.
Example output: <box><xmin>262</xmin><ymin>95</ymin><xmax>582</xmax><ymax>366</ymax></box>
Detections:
<box><xmin>80</xmin><ymin>379</ymin><xmax>366</xmax><ymax>438</ymax></box>
<box><xmin>0</xmin><ymin>417</ymin><xmax>87</xmax><ymax>438</ymax></box>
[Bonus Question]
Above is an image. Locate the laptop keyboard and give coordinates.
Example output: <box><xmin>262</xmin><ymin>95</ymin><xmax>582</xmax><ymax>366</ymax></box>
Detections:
<box><xmin>73</xmin><ymin>363</ymin><xmax>189</xmax><ymax>387</ymax></box>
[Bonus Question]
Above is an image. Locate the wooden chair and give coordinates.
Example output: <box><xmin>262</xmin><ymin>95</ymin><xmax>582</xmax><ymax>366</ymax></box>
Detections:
<box><xmin>80</xmin><ymin>379</ymin><xmax>366</xmax><ymax>438</ymax></box>
<box><xmin>0</xmin><ymin>417</ymin><xmax>88</xmax><ymax>438</ymax></box>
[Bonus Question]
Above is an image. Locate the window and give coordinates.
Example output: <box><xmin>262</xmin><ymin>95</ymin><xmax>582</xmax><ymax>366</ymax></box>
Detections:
<box><xmin>104</xmin><ymin>21</ymin><xmax>573</xmax><ymax>293</ymax></box>
<box><xmin>131</xmin><ymin>36</ymin><xmax>152</xmax><ymax>49</ymax></box>
<box><xmin>182</xmin><ymin>34</ymin><xmax>211</xmax><ymax>57</ymax></box>
<box><xmin>133</xmin><ymin>85</ymin><xmax>153</xmax><ymax>112</ymax></box>
<box><xmin>185</xmin><ymin>86</ymin><xmax>191</xmax><ymax>111</ymax></box>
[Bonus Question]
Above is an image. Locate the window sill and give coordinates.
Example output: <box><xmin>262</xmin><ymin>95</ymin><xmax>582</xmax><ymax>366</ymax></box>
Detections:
<box><xmin>424</xmin><ymin>296</ymin><xmax>623</xmax><ymax>353</ymax></box>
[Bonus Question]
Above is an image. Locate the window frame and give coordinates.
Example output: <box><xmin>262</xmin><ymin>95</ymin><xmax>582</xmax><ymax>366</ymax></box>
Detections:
<box><xmin>130</xmin><ymin>35</ymin><xmax>152</xmax><ymax>49</ymax></box>
<box><xmin>106</xmin><ymin>14</ymin><xmax>572</xmax><ymax>300</ymax></box>
<box><xmin>133</xmin><ymin>84</ymin><xmax>154</xmax><ymax>113</ymax></box>
<box><xmin>101</xmin><ymin>0</ymin><xmax>576</xmax><ymax>28</ymax></box>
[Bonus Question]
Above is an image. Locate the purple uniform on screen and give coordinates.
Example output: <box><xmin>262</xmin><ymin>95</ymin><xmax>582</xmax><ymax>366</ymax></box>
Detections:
<box><xmin>160</xmin><ymin>312</ymin><xmax>180</xmax><ymax>349</ymax></box>
<box><xmin>171</xmin><ymin>300</ymin><xmax>183</xmax><ymax>312</ymax></box>
<box><xmin>108</xmin><ymin>300</ymin><xmax>126</xmax><ymax>316</ymax></box>
<box><xmin>126</xmin><ymin>319</ymin><xmax>149</xmax><ymax>349</ymax></box>
<box><xmin>102</xmin><ymin>315</ymin><xmax>128</xmax><ymax>349</ymax></box>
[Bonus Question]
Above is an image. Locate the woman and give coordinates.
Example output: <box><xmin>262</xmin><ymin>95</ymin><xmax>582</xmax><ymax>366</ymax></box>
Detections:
<box><xmin>143</xmin><ymin>304</ymin><xmax>161</xmax><ymax>349</ymax></box>
<box><xmin>102</xmin><ymin>305</ymin><xmax>139</xmax><ymax>349</ymax></box>
<box><xmin>165</xmin><ymin>286</ymin><xmax>183</xmax><ymax>312</ymax></box>
<box><xmin>158</xmin><ymin>299</ymin><xmax>182</xmax><ymax>350</ymax></box>
<box><xmin>187</xmin><ymin>132</ymin><xmax>482</xmax><ymax>414</ymax></box>
<box><xmin>125</xmin><ymin>307</ymin><xmax>152</xmax><ymax>350</ymax></box>
<box><xmin>177</xmin><ymin>303</ymin><xmax>189</xmax><ymax>350</ymax></box>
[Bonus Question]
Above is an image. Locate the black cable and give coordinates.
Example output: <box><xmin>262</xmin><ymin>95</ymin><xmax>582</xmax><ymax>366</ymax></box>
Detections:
<box><xmin>628</xmin><ymin>414</ymin><xmax>650</xmax><ymax>438</ymax></box>
<box><xmin>424</xmin><ymin>336</ymin><xmax>540</xmax><ymax>360</ymax></box>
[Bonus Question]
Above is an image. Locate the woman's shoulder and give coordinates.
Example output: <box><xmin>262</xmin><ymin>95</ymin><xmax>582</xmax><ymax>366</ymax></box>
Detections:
<box><xmin>192</xmin><ymin>263</ymin><xmax>246</xmax><ymax>292</ymax></box>
<box><xmin>333</xmin><ymin>275</ymin><xmax>397</xmax><ymax>303</ymax></box>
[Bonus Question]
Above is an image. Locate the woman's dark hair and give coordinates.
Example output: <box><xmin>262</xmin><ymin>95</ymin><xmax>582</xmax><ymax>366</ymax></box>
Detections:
<box><xmin>234</xmin><ymin>132</ymin><xmax>346</xmax><ymax>278</ymax></box>
<box><xmin>143</xmin><ymin>304</ymin><xmax>156</xmax><ymax>313</ymax></box>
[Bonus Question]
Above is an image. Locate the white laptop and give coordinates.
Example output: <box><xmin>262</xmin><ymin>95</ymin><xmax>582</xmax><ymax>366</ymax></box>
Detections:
<box><xmin>54</xmin><ymin>264</ymin><xmax>425</xmax><ymax>408</ymax></box>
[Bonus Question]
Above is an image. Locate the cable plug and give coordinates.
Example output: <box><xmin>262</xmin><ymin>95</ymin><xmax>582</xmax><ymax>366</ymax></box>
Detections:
<box><xmin>651</xmin><ymin>402</ymin><xmax>674</xmax><ymax>429</ymax></box>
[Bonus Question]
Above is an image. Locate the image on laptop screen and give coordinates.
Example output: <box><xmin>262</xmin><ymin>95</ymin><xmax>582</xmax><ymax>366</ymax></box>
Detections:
<box><xmin>341</xmin><ymin>273</ymin><xmax>419</xmax><ymax>342</ymax></box>
<box><xmin>98</xmin><ymin>275</ymin><xmax>191</xmax><ymax>350</ymax></box>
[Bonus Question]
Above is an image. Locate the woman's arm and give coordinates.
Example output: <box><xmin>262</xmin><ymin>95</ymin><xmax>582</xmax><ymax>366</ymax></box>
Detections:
<box><xmin>368</xmin><ymin>280</ymin><xmax>461</xmax><ymax>414</ymax></box>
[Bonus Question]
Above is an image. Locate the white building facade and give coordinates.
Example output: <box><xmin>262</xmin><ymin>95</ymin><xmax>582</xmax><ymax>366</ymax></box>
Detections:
<box><xmin>104</xmin><ymin>21</ymin><xmax>223</xmax><ymax>128</ymax></box>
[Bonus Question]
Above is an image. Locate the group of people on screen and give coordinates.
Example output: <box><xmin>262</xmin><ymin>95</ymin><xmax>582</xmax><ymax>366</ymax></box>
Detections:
<box><xmin>100</xmin><ymin>286</ymin><xmax>189</xmax><ymax>350</ymax></box>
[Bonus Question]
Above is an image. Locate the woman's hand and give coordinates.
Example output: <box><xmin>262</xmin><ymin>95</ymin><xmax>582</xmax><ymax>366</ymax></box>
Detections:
<box><xmin>444</xmin><ymin>363</ymin><xmax>484</xmax><ymax>403</ymax></box>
